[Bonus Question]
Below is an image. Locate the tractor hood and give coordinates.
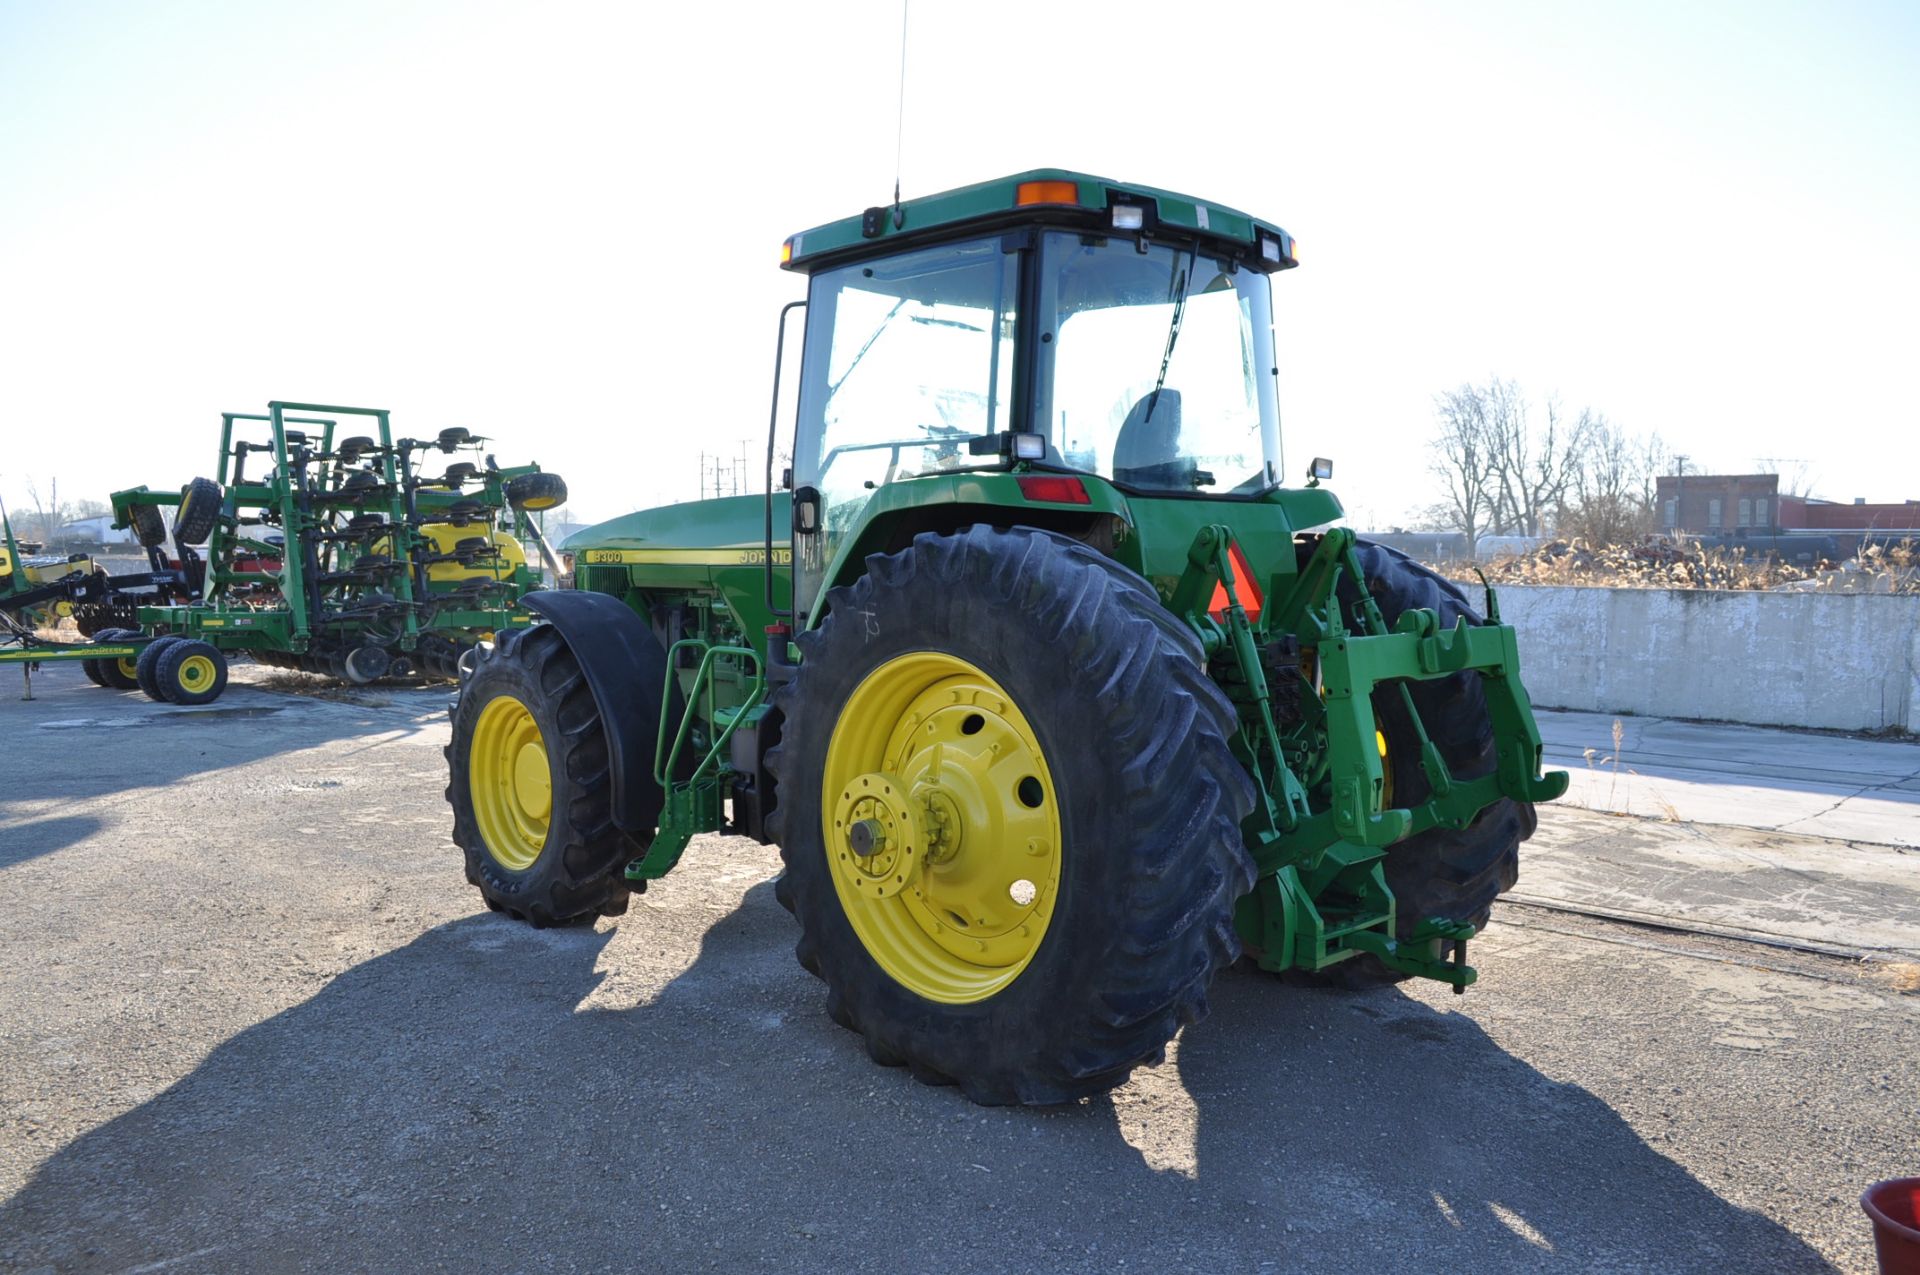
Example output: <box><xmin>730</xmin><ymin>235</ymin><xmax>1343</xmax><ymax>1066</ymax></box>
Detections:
<box><xmin>562</xmin><ymin>492</ymin><xmax>790</xmax><ymax>558</ymax></box>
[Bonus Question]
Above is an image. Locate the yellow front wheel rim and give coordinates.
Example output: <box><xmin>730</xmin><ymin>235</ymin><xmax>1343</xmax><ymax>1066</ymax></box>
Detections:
<box><xmin>176</xmin><ymin>653</ymin><xmax>218</xmax><ymax>693</ymax></box>
<box><xmin>470</xmin><ymin>693</ymin><xmax>552</xmax><ymax>871</ymax></box>
<box><xmin>821</xmin><ymin>652</ymin><xmax>1062</xmax><ymax>1005</ymax></box>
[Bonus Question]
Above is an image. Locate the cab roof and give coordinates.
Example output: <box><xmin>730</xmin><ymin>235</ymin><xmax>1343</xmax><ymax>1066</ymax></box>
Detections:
<box><xmin>781</xmin><ymin>167</ymin><xmax>1297</xmax><ymax>275</ymax></box>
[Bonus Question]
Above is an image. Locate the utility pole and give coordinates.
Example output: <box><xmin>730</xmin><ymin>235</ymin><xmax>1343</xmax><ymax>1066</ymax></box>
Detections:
<box><xmin>1672</xmin><ymin>455</ymin><xmax>1687</xmax><ymax>534</ymax></box>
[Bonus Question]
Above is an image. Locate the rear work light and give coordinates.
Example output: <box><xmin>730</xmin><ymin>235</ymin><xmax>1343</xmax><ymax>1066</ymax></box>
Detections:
<box><xmin>1016</xmin><ymin>179</ymin><xmax>1079</xmax><ymax>207</ymax></box>
<box><xmin>1016</xmin><ymin>475</ymin><xmax>1091</xmax><ymax>505</ymax></box>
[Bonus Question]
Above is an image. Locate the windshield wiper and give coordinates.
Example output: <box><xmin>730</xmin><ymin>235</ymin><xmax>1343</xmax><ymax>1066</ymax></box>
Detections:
<box><xmin>1143</xmin><ymin>244</ymin><xmax>1198</xmax><ymax>423</ymax></box>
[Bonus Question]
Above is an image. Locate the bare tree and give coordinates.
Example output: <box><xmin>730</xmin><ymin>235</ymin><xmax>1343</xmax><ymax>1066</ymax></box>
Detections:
<box><xmin>1558</xmin><ymin>419</ymin><xmax>1668</xmax><ymax>544</ymax></box>
<box><xmin>1481</xmin><ymin>381</ymin><xmax>1590</xmax><ymax>537</ymax></box>
<box><xmin>23</xmin><ymin>476</ymin><xmax>63</xmax><ymax>545</ymax></box>
<box><xmin>1427</xmin><ymin>384</ymin><xmax>1496</xmax><ymax>557</ymax></box>
<box><xmin>1756</xmin><ymin>458</ymin><xmax>1820</xmax><ymax>498</ymax></box>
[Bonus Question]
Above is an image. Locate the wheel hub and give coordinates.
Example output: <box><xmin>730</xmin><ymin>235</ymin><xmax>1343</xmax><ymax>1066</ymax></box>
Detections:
<box><xmin>820</xmin><ymin>653</ymin><xmax>1062</xmax><ymax>1004</ymax></box>
<box><xmin>831</xmin><ymin>773</ymin><xmax>921</xmax><ymax>899</ymax></box>
<box><xmin>513</xmin><ymin>741</ymin><xmax>551</xmax><ymax>820</ymax></box>
<box><xmin>469</xmin><ymin>693</ymin><xmax>550</xmax><ymax>871</ymax></box>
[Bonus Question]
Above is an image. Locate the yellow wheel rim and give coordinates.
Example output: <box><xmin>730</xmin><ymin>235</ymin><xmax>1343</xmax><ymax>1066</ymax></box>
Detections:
<box><xmin>176</xmin><ymin>653</ymin><xmax>218</xmax><ymax>692</ymax></box>
<box><xmin>470</xmin><ymin>693</ymin><xmax>552</xmax><ymax>871</ymax></box>
<box><xmin>116</xmin><ymin>656</ymin><xmax>140</xmax><ymax>681</ymax></box>
<box><xmin>821</xmin><ymin>652</ymin><xmax>1062</xmax><ymax>1004</ymax></box>
<box><xmin>1377</xmin><ymin>728</ymin><xmax>1394</xmax><ymax>808</ymax></box>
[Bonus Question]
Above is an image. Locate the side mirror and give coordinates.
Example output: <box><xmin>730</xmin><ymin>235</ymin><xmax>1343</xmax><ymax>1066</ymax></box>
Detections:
<box><xmin>792</xmin><ymin>485</ymin><xmax>821</xmax><ymax>535</ymax></box>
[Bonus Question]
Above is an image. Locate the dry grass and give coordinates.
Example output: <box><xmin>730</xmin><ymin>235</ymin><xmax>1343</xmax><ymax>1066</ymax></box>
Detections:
<box><xmin>1442</xmin><ymin>535</ymin><xmax>1919</xmax><ymax>593</ymax></box>
<box><xmin>1868</xmin><ymin>961</ymin><xmax>1920</xmax><ymax>994</ymax></box>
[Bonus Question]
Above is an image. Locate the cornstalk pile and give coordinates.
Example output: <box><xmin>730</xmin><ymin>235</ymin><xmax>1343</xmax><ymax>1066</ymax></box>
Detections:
<box><xmin>1439</xmin><ymin>537</ymin><xmax>1919</xmax><ymax>593</ymax></box>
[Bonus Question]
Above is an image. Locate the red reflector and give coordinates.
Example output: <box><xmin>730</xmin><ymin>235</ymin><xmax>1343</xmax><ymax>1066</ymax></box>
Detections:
<box><xmin>1016</xmin><ymin>475</ymin><xmax>1091</xmax><ymax>504</ymax></box>
<box><xmin>1208</xmin><ymin>542</ymin><xmax>1264</xmax><ymax>624</ymax></box>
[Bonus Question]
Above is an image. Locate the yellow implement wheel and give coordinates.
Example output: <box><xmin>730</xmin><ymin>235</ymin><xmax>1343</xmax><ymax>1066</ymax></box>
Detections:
<box><xmin>175</xmin><ymin>654</ymin><xmax>218</xmax><ymax>694</ymax></box>
<box><xmin>468</xmin><ymin>693</ymin><xmax>552</xmax><ymax>871</ymax></box>
<box><xmin>155</xmin><ymin>638</ymin><xmax>227</xmax><ymax>705</ymax></box>
<box><xmin>820</xmin><ymin>653</ymin><xmax>1062</xmax><ymax>1004</ymax></box>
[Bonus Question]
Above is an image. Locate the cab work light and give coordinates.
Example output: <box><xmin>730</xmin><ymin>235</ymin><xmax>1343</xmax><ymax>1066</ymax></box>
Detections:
<box><xmin>1111</xmin><ymin>204</ymin><xmax>1145</xmax><ymax>231</ymax></box>
<box><xmin>1016</xmin><ymin>180</ymin><xmax>1079</xmax><ymax>206</ymax></box>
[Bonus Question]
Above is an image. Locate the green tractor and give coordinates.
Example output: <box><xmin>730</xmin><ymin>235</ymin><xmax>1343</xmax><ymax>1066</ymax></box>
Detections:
<box><xmin>445</xmin><ymin>170</ymin><xmax>1569</xmax><ymax>1105</ymax></box>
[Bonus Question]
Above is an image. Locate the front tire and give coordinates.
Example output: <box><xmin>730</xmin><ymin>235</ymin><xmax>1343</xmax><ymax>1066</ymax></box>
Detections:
<box><xmin>446</xmin><ymin>626</ymin><xmax>641</xmax><ymax>926</ymax></box>
<box><xmin>769</xmin><ymin>526</ymin><xmax>1255</xmax><ymax>1106</ymax></box>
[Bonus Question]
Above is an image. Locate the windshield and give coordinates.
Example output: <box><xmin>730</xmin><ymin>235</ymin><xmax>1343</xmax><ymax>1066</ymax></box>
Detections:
<box><xmin>1035</xmin><ymin>231</ymin><xmax>1281</xmax><ymax>494</ymax></box>
<box><xmin>791</xmin><ymin>236</ymin><xmax>1018</xmax><ymax>617</ymax></box>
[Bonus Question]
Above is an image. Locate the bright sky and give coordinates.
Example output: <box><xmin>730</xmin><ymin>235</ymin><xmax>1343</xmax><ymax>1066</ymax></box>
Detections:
<box><xmin>4</xmin><ymin>0</ymin><xmax>1916</xmax><ymax>533</ymax></box>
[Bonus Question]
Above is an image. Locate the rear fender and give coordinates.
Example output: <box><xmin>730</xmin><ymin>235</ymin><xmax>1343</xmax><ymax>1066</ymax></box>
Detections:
<box><xmin>518</xmin><ymin>590</ymin><xmax>680</xmax><ymax>835</ymax></box>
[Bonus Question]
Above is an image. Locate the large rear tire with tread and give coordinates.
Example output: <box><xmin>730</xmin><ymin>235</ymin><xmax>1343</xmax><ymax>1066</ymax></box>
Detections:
<box><xmin>446</xmin><ymin>626</ymin><xmax>650</xmax><ymax>926</ymax></box>
<box><xmin>768</xmin><ymin>525</ymin><xmax>1256</xmax><ymax>1106</ymax></box>
<box><xmin>1310</xmin><ymin>539</ymin><xmax>1537</xmax><ymax>987</ymax></box>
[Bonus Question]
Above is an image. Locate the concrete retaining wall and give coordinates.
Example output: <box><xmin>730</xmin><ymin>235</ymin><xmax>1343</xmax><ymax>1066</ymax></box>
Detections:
<box><xmin>1496</xmin><ymin>586</ymin><xmax>1920</xmax><ymax>733</ymax></box>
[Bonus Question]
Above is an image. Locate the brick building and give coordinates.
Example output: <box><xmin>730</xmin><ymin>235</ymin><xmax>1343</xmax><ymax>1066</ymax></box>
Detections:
<box><xmin>1654</xmin><ymin>472</ymin><xmax>1920</xmax><ymax>556</ymax></box>
<box><xmin>1654</xmin><ymin>473</ymin><xmax>1782</xmax><ymax>534</ymax></box>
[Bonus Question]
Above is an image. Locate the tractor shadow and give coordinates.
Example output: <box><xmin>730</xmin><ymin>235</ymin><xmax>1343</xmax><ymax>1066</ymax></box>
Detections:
<box><xmin>0</xmin><ymin>879</ymin><xmax>1836</xmax><ymax>1274</ymax></box>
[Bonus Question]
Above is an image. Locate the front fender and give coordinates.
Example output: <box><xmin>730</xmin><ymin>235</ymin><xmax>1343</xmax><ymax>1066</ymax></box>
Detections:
<box><xmin>518</xmin><ymin>589</ymin><xmax>680</xmax><ymax>835</ymax></box>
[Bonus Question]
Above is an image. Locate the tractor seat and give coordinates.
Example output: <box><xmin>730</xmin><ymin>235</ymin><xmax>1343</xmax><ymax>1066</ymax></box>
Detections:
<box><xmin>1112</xmin><ymin>388</ymin><xmax>1190</xmax><ymax>490</ymax></box>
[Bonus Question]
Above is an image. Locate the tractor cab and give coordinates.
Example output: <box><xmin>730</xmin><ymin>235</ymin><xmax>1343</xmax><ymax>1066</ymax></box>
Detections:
<box><xmin>780</xmin><ymin>170</ymin><xmax>1298</xmax><ymax>622</ymax></box>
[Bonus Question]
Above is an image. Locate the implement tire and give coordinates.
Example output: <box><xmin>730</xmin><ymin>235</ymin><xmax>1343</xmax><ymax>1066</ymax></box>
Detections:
<box><xmin>92</xmin><ymin>629</ymin><xmax>142</xmax><ymax>690</ymax></box>
<box><xmin>157</xmin><ymin>639</ymin><xmax>227</xmax><ymax>705</ymax></box>
<box><xmin>131</xmin><ymin>503</ymin><xmax>167</xmax><ymax>548</ymax></box>
<box><xmin>1312</xmin><ymin>540</ymin><xmax>1537</xmax><ymax>987</ymax></box>
<box><xmin>445</xmin><ymin>626</ymin><xmax>652</xmax><ymax>926</ymax></box>
<box><xmin>768</xmin><ymin>525</ymin><xmax>1255</xmax><ymax>1106</ymax></box>
<box><xmin>173</xmin><ymin>478</ymin><xmax>222</xmax><ymax>546</ymax></box>
<box><xmin>136</xmin><ymin>635</ymin><xmax>184</xmax><ymax>701</ymax></box>
<box><xmin>505</xmin><ymin>471</ymin><xmax>568</xmax><ymax>511</ymax></box>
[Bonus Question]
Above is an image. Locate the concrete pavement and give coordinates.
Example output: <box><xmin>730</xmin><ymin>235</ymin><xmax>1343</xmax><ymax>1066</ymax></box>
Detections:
<box><xmin>1538</xmin><ymin>709</ymin><xmax>1920</xmax><ymax>847</ymax></box>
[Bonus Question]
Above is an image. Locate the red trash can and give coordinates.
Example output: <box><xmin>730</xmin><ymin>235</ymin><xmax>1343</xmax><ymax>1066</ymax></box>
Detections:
<box><xmin>1863</xmin><ymin>1178</ymin><xmax>1920</xmax><ymax>1275</ymax></box>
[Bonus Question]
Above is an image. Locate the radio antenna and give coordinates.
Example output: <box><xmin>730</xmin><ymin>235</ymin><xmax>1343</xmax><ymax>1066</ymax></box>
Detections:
<box><xmin>890</xmin><ymin>0</ymin><xmax>910</xmax><ymax>229</ymax></box>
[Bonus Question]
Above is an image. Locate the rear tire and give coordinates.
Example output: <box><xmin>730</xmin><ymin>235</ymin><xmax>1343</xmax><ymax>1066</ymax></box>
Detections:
<box><xmin>445</xmin><ymin>626</ymin><xmax>662</xmax><ymax>926</ymax></box>
<box><xmin>1310</xmin><ymin>540</ymin><xmax>1537</xmax><ymax>987</ymax></box>
<box><xmin>769</xmin><ymin>526</ymin><xmax>1255</xmax><ymax>1106</ymax></box>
